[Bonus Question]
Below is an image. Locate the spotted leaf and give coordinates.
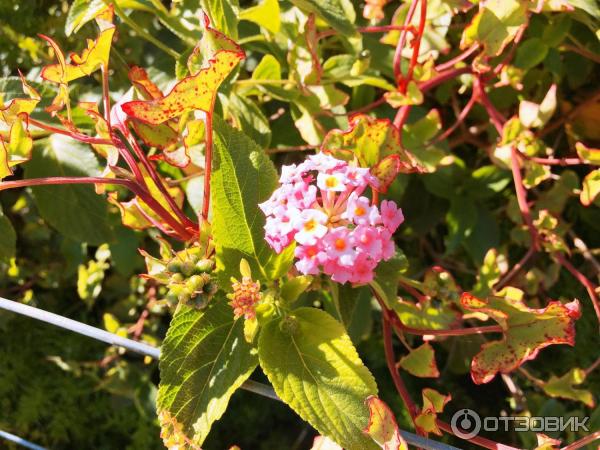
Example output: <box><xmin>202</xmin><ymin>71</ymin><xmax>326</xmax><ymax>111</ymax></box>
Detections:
<box><xmin>122</xmin><ymin>19</ymin><xmax>245</xmax><ymax>125</ymax></box>
<box><xmin>363</xmin><ymin>396</ymin><xmax>408</xmax><ymax>450</ymax></box>
<box><xmin>461</xmin><ymin>293</ymin><xmax>580</xmax><ymax>384</ymax></box>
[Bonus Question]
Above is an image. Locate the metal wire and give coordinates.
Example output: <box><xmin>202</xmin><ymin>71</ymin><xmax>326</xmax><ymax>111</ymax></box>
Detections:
<box><xmin>0</xmin><ymin>296</ymin><xmax>462</xmax><ymax>450</ymax></box>
<box><xmin>0</xmin><ymin>430</ymin><xmax>47</xmax><ymax>450</ymax></box>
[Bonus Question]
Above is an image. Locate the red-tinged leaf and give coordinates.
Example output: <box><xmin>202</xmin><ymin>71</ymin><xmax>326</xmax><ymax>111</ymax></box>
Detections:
<box><xmin>321</xmin><ymin>114</ymin><xmax>422</xmax><ymax>182</ymax></box>
<box><xmin>0</xmin><ymin>114</ymin><xmax>33</xmax><ymax>179</ymax></box>
<box><xmin>399</xmin><ymin>343</ymin><xmax>440</xmax><ymax>378</ymax></box>
<box><xmin>371</xmin><ymin>155</ymin><xmax>400</xmax><ymax>193</ymax></box>
<box><xmin>580</xmin><ymin>169</ymin><xmax>600</xmax><ymax>206</ymax></box>
<box><xmin>109</xmin><ymin>194</ymin><xmax>154</xmax><ymax>230</ymax></box>
<box><xmin>122</xmin><ymin>21</ymin><xmax>245</xmax><ymax>125</ymax></box>
<box><xmin>127</xmin><ymin>66</ymin><xmax>181</xmax><ymax>152</ymax></box>
<box><xmin>0</xmin><ymin>74</ymin><xmax>41</xmax><ymax>125</ymax></box>
<box><xmin>534</xmin><ymin>433</ymin><xmax>561</xmax><ymax>450</ymax></box>
<box><xmin>129</xmin><ymin>66</ymin><xmax>164</xmax><ymax>100</ymax></box>
<box><xmin>131</xmin><ymin>120</ymin><xmax>180</xmax><ymax>151</ymax></box>
<box><xmin>41</xmin><ymin>27</ymin><xmax>115</xmax><ymax>83</ymax></box>
<box><xmin>541</xmin><ymin>368</ymin><xmax>595</xmax><ymax>407</ymax></box>
<box><xmin>150</xmin><ymin>145</ymin><xmax>191</xmax><ymax>168</ymax></box>
<box><xmin>363</xmin><ymin>396</ymin><xmax>408</xmax><ymax>450</ymax></box>
<box><xmin>575</xmin><ymin>142</ymin><xmax>600</xmax><ymax>165</ymax></box>
<box><xmin>310</xmin><ymin>436</ymin><xmax>343</xmax><ymax>450</ymax></box>
<box><xmin>461</xmin><ymin>293</ymin><xmax>581</xmax><ymax>384</ymax></box>
<box><xmin>414</xmin><ymin>388</ymin><xmax>451</xmax><ymax>435</ymax></box>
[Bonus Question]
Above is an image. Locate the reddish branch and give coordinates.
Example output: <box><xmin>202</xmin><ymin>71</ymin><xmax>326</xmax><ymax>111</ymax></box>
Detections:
<box><xmin>437</xmin><ymin>421</ymin><xmax>520</xmax><ymax>450</ymax></box>
<box><xmin>555</xmin><ymin>252</ymin><xmax>600</xmax><ymax>327</ymax></box>
<box><xmin>382</xmin><ymin>314</ymin><xmax>419</xmax><ymax>422</ymax></box>
<box><xmin>560</xmin><ymin>431</ymin><xmax>600</xmax><ymax>450</ymax></box>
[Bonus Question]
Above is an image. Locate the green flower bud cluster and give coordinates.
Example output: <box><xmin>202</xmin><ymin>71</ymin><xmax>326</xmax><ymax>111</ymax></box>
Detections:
<box><xmin>163</xmin><ymin>254</ymin><xmax>217</xmax><ymax>309</ymax></box>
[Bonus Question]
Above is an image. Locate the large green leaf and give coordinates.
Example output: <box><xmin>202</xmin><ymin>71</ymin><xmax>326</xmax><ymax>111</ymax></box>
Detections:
<box><xmin>201</xmin><ymin>0</ymin><xmax>239</xmax><ymax>39</ymax></box>
<box><xmin>24</xmin><ymin>135</ymin><xmax>112</xmax><ymax>245</ymax></box>
<box><xmin>157</xmin><ymin>298</ymin><xmax>257</xmax><ymax>447</ymax></box>
<box><xmin>291</xmin><ymin>0</ymin><xmax>356</xmax><ymax>35</ymax></box>
<box><xmin>258</xmin><ymin>307</ymin><xmax>379</xmax><ymax>450</ymax></box>
<box><xmin>211</xmin><ymin>117</ymin><xmax>292</xmax><ymax>283</ymax></box>
<box><xmin>0</xmin><ymin>206</ymin><xmax>16</xmax><ymax>262</ymax></box>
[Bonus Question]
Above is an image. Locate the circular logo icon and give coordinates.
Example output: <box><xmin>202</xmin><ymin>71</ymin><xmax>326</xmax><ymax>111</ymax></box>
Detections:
<box><xmin>451</xmin><ymin>409</ymin><xmax>481</xmax><ymax>439</ymax></box>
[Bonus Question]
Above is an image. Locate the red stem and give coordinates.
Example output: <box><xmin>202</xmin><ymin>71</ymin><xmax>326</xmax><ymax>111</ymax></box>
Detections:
<box><xmin>555</xmin><ymin>252</ymin><xmax>600</xmax><ymax>327</ymax></box>
<box><xmin>431</xmin><ymin>93</ymin><xmax>477</xmax><ymax>143</ymax></box>
<box><xmin>404</xmin><ymin>0</ymin><xmax>428</xmax><ymax>90</ymax></box>
<box><xmin>516</xmin><ymin>151</ymin><xmax>583</xmax><ymax>166</ymax></box>
<box><xmin>123</xmin><ymin>130</ymin><xmax>197</xmax><ymax>231</ymax></box>
<box><xmin>510</xmin><ymin>146</ymin><xmax>539</xmax><ymax>249</ymax></box>
<box><xmin>202</xmin><ymin>112</ymin><xmax>214</xmax><ymax>221</ymax></box>
<box><xmin>0</xmin><ymin>176</ymin><xmax>193</xmax><ymax>240</ymax></box>
<box><xmin>396</xmin><ymin>321</ymin><xmax>503</xmax><ymax>337</ymax></box>
<box><xmin>494</xmin><ymin>246</ymin><xmax>536</xmax><ymax>290</ymax></box>
<box><xmin>437</xmin><ymin>421</ymin><xmax>520</xmax><ymax>450</ymax></box>
<box><xmin>584</xmin><ymin>356</ymin><xmax>600</xmax><ymax>376</ymax></box>
<box><xmin>474</xmin><ymin>77</ymin><xmax>504</xmax><ymax>134</ymax></box>
<box><xmin>394</xmin><ymin>0</ymin><xmax>419</xmax><ymax>86</ymax></box>
<box><xmin>28</xmin><ymin>118</ymin><xmax>113</xmax><ymax>146</ymax></box>
<box><xmin>382</xmin><ymin>314</ymin><xmax>419</xmax><ymax>422</ymax></box>
<box><xmin>436</xmin><ymin>44</ymin><xmax>479</xmax><ymax>72</ymax></box>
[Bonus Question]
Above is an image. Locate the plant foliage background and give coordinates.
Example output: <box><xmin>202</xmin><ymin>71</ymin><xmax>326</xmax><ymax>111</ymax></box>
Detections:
<box><xmin>0</xmin><ymin>0</ymin><xmax>599</xmax><ymax>449</ymax></box>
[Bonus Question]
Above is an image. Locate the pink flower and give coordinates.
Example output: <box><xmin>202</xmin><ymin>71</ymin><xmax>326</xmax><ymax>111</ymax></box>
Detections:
<box><xmin>381</xmin><ymin>200</ymin><xmax>404</xmax><ymax>232</ymax></box>
<box><xmin>353</xmin><ymin>225</ymin><xmax>382</xmax><ymax>258</ymax></box>
<box><xmin>293</xmin><ymin>209</ymin><xmax>328</xmax><ymax>245</ymax></box>
<box><xmin>295</xmin><ymin>244</ymin><xmax>325</xmax><ymax>275</ymax></box>
<box><xmin>379</xmin><ymin>228</ymin><xmax>396</xmax><ymax>260</ymax></box>
<box><xmin>323</xmin><ymin>259</ymin><xmax>353</xmax><ymax>284</ymax></box>
<box><xmin>260</xmin><ymin>153</ymin><xmax>405</xmax><ymax>284</ymax></box>
<box><xmin>344</xmin><ymin>192</ymin><xmax>380</xmax><ymax>226</ymax></box>
<box><xmin>324</xmin><ymin>227</ymin><xmax>355</xmax><ymax>266</ymax></box>
<box><xmin>352</xmin><ymin>253</ymin><xmax>377</xmax><ymax>284</ymax></box>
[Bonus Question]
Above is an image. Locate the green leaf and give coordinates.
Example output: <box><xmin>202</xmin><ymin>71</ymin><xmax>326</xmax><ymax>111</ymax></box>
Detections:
<box><xmin>445</xmin><ymin>197</ymin><xmax>477</xmax><ymax>254</ymax></box>
<box><xmin>24</xmin><ymin>135</ymin><xmax>112</xmax><ymax>245</ymax></box>
<box><xmin>399</xmin><ymin>343</ymin><xmax>440</xmax><ymax>378</ymax></box>
<box><xmin>514</xmin><ymin>38</ymin><xmax>549</xmax><ymax>70</ymax></box>
<box><xmin>65</xmin><ymin>0</ymin><xmax>106</xmax><ymax>36</ymax></box>
<box><xmin>280</xmin><ymin>276</ymin><xmax>313</xmax><ymax>304</ymax></box>
<box><xmin>0</xmin><ymin>206</ymin><xmax>16</xmax><ymax>262</ymax></box>
<box><xmin>258</xmin><ymin>308</ymin><xmax>379</xmax><ymax>450</ymax></box>
<box><xmin>200</xmin><ymin>0</ymin><xmax>239</xmax><ymax>39</ymax></box>
<box><xmin>461</xmin><ymin>0</ymin><xmax>528</xmax><ymax>57</ymax></box>
<box><xmin>461</xmin><ymin>293</ymin><xmax>581</xmax><ymax>384</ymax></box>
<box><xmin>157</xmin><ymin>298</ymin><xmax>258</xmax><ymax>447</ymax></box>
<box><xmin>541</xmin><ymin>368</ymin><xmax>595</xmax><ymax>407</ymax></box>
<box><xmin>393</xmin><ymin>299</ymin><xmax>459</xmax><ymax>330</ymax></box>
<box><xmin>291</xmin><ymin>0</ymin><xmax>356</xmax><ymax>36</ymax></box>
<box><xmin>239</xmin><ymin>0</ymin><xmax>281</xmax><ymax>33</ymax></box>
<box><xmin>227</xmin><ymin>93</ymin><xmax>272</xmax><ymax>149</ymax></box>
<box><xmin>211</xmin><ymin>116</ymin><xmax>292</xmax><ymax>283</ymax></box>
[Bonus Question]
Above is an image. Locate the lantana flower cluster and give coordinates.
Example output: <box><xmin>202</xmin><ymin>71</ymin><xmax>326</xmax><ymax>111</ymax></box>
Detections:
<box><xmin>260</xmin><ymin>153</ymin><xmax>404</xmax><ymax>284</ymax></box>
